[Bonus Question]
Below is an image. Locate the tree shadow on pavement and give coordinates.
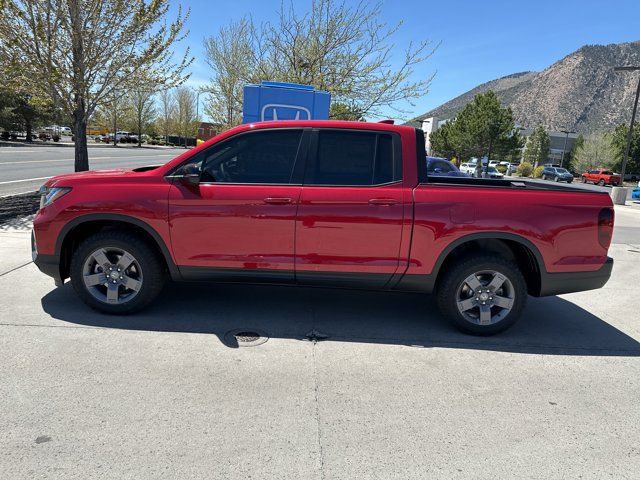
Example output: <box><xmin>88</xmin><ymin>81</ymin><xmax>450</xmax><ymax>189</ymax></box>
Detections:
<box><xmin>41</xmin><ymin>281</ymin><xmax>640</xmax><ymax>356</ymax></box>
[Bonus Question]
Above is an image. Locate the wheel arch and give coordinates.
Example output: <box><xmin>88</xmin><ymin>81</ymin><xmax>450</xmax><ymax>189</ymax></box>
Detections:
<box><xmin>432</xmin><ymin>232</ymin><xmax>546</xmax><ymax>296</ymax></box>
<box><xmin>56</xmin><ymin>214</ymin><xmax>180</xmax><ymax>281</ymax></box>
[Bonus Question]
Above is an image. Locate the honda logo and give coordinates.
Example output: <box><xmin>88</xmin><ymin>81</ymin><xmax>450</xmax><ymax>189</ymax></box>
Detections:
<box><xmin>260</xmin><ymin>104</ymin><xmax>311</xmax><ymax>121</ymax></box>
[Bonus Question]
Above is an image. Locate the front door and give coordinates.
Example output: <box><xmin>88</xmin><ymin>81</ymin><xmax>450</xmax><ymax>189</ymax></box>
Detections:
<box><xmin>168</xmin><ymin>128</ymin><xmax>307</xmax><ymax>282</ymax></box>
<box><xmin>295</xmin><ymin>129</ymin><xmax>406</xmax><ymax>288</ymax></box>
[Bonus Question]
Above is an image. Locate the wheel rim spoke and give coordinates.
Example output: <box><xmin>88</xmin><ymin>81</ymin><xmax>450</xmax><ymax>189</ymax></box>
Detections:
<box><xmin>84</xmin><ymin>272</ymin><xmax>106</xmax><ymax>287</ymax></box>
<box><xmin>479</xmin><ymin>305</ymin><xmax>492</xmax><ymax>325</ymax></box>
<box><xmin>117</xmin><ymin>252</ymin><xmax>136</xmax><ymax>272</ymax></box>
<box><xmin>464</xmin><ymin>274</ymin><xmax>483</xmax><ymax>292</ymax></box>
<box><xmin>106</xmin><ymin>282</ymin><xmax>119</xmax><ymax>303</ymax></box>
<box><xmin>457</xmin><ymin>297</ymin><xmax>476</xmax><ymax>312</ymax></box>
<box><xmin>493</xmin><ymin>295</ymin><xmax>513</xmax><ymax>309</ymax></box>
<box><xmin>92</xmin><ymin>248</ymin><xmax>111</xmax><ymax>268</ymax></box>
<box><xmin>486</xmin><ymin>272</ymin><xmax>506</xmax><ymax>291</ymax></box>
<box><xmin>121</xmin><ymin>275</ymin><xmax>142</xmax><ymax>291</ymax></box>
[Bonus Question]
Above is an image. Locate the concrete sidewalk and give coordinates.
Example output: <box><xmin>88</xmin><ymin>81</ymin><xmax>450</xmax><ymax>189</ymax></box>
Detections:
<box><xmin>1</xmin><ymin>211</ymin><xmax>639</xmax><ymax>479</ymax></box>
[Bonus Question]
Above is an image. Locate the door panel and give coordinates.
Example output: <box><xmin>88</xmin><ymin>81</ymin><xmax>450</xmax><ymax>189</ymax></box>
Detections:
<box><xmin>294</xmin><ymin>129</ymin><xmax>406</xmax><ymax>288</ymax></box>
<box><xmin>169</xmin><ymin>183</ymin><xmax>300</xmax><ymax>276</ymax></box>
<box><xmin>167</xmin><ymin>128</ymin><xmax>307</xmax><ymax>281</ymax></box>
<box><xmin>295</xmin><ymin>185</ymin><xmax>405</xmax><ymax>287</ymax></box>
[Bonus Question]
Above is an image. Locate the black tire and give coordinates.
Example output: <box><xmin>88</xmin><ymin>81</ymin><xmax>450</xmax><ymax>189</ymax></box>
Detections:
<box><xmin>436</xmin><ymin>254</ymin><xmax>527</xmax><ymax>335</ymax></box>
<box><xmin>70</xmin><ymin>230</ymin><xmax>166</xmax><ymax>314</ymax></box>
<box><xmin>598</xmin><ymin>179</ymin><xmax>605</xmax><ymax>186</ymax></box>
<box><xmin>541</xmin><ymin>175</ymin><xmax>547</xmax><ymax>181</ymax></box>
<box><xmin>554</xmin><ymin>176</ymin><xmax>560</xmax><ymax>182</ymax></box>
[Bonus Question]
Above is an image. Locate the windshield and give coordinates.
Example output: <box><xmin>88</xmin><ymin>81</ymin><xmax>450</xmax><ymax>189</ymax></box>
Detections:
<box><xmin>556</xmin><ymin>168</ymin><xmax>569</xmax><ymax>174</ymax></box>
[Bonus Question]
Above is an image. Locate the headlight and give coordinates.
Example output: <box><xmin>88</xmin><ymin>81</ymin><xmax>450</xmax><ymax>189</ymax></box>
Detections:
<box><xmin>39</xmin><ymin>186</ymin><xmax>71</xmax><ymax>209</ymax></box>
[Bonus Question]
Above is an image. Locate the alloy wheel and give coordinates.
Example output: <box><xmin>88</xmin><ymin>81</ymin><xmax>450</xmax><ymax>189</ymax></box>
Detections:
<box><xmin>455</xmin><ymin>270</ymin><xmax>515</xmax><ymax>325</ymax></box>
<box><xmin>82</xmin><ymin>247</ymin><xmax>143</xmax><ymax>304</ymax></box>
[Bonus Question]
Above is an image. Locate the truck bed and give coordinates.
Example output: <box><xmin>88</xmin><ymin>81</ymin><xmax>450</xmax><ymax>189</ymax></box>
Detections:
<box><xmin>426</xmin><ymin>175</ymin><xmax>611</xmax><ymax>194</ymax></box>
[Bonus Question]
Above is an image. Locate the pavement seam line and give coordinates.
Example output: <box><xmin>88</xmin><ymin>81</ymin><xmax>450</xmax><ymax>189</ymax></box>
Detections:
<box><xmin>0</xmin><ymin>261</ymin><xmax>32</xmax><ymax>277</ymax></box>
<box><xmin>311</xmin><ymin>343</ymin><xmax>326</xmax><ymax>480</ymax></box>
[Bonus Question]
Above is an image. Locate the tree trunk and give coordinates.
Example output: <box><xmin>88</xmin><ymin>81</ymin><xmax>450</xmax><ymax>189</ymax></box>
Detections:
<box><xmin>25</xmin><ymin>121</ymin><xmax>33</xmax><ymax>143</ymax></box>
<box><xmin>73</xmin><ymin>110</ymin><xmax>89</xmax><ymax>171</ymax></box>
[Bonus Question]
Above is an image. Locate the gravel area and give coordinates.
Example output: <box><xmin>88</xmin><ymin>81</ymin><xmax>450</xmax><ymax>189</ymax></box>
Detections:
<box><xmin>0</xmin><ymin>192</ymin><xmax>39</xmax><ymax>226</ymax></box>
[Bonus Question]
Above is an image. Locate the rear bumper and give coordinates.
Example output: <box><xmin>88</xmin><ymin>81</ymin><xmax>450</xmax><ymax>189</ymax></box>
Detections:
<box><xmin>537</xmin><ymin>257</ymin><xmax>613</xmax><ymax>296</ymax></box>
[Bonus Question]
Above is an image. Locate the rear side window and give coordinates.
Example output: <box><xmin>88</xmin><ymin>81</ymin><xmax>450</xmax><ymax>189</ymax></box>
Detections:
<box><xmin>305</xmin><ymin>130</ymin><xmax>400</xmax><ymax>186</ymax></box>
<box><xmin>200</xmin><ymin>129</ymin><xmax>302</xmax><ymax>184</ymax></box>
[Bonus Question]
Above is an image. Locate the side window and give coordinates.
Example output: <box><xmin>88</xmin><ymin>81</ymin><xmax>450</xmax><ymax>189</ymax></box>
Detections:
<box><xmin>199</xmin><ymin>130</ymin><xmax>302</xmax><ymax>184</ymax></box>
<box><xmin>306</xmin><ymin>130</ymin><xmax>400</xmax><ymax>186</ymax></box>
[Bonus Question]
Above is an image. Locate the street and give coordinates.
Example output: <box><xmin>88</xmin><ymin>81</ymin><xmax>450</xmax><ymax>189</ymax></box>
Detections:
<box><xmin>0</xmin><ymin>204</ymin><xmax>639</xmax><ymax>479</ymax></box>
<box><xmin>0</xmin><ymin>144</ymin><xmax>185</xmax><ymax>197</ymax></box>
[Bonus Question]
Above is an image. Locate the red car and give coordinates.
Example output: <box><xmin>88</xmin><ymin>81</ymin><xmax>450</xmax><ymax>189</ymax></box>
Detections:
<box><xmin>581</xmin><ymin>169</ymin><xmax>621</xmax><ymax>186</ymax></box>
<box><xmin>32</xmin><ymin>120</ymin><xmax>614</xmax><ymax>335</ymax></box>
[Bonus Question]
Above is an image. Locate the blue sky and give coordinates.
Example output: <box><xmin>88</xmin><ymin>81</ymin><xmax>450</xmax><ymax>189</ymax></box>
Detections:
<box><xmin>171</xmin><ymin>0</ymin><xmax>640</xmax><ymax>120</ymax></box>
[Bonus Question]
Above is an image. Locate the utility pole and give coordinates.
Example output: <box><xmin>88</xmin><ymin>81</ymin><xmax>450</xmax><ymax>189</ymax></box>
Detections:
<box><xmin>560</xmin><ymin>129</ymin><xmax>576</xmax><ymax>168</ymax></box>
<box><xmin>614</xmin><ymin>66</ymin><xmax>640</xmax><ymax>186</ymax></box>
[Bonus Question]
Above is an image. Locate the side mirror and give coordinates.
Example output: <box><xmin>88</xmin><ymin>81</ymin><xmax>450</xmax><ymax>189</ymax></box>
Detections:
<box><xmin>180</xmin><ymin>163</ymin><xmax>201</xmax><ymax>185</ymax></box>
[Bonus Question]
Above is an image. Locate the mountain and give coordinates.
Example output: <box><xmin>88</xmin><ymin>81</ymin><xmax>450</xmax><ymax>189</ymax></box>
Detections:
<box><xmin>408</xmin><ymin>41</ymin><xmax>640</xmax><ymax>134</ymax></box>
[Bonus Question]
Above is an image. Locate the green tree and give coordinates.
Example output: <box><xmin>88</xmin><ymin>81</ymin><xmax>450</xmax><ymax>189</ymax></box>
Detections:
<box><xmin>203</xmin><ymin>0</ymin><xmax>438</xmax><ymax>128</ymax></box>
<box><xmin>429</xmin><ymin>122</ymin><xmax>458</xmax><ymax>160</ymax></box>
<box><xmin>564</xmin><ymin>134</ymin><xmax>585</xmax><ymax>172</ymax></box>
<box><xmin>0</xmin><ymin>0</ymin><xmax>192</xmax><ymax>171</ymax></box>
<box><xmin>522</xmin><ymin>125</ymin><xmax>550</xmax><ymax>167</ymax></box>
<box><xmin>609</xmin><ymin>124</ymin><xmax>640</xmax><ymax>173</ymax></box>
<box><xmin>572</xmin><ymin>134</ymin><xmax>616</xmax><ymax>173</ymax></box>
<box><xmin>430</xmin><ymin>91</ymin><xmax>517</xmax><ymax>172</ymax></box>
<box><xmin>329</xmin><ymin>102</ymin><xmax>365</xmax><ymax>121</ymax></box>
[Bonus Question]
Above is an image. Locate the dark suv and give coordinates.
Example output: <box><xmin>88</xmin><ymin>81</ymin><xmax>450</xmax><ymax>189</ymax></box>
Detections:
<box><xmin>541</xmin><ymin>166</ymin><xmax>573</xmax><ymax>183</ymax></box>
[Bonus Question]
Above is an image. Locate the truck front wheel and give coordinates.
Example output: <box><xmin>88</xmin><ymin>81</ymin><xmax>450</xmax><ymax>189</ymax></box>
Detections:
<box><xmin>70</xmin><ymin>231</ymin><xmax>166</xmax><ymax>314</ymax></box>
<box><xmin>436</xmin><ymin>254</ymin><xmax>527</xmax><ymax>335</ymax></box>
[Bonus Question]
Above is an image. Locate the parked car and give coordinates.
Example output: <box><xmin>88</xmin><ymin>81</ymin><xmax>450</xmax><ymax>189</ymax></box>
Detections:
<box><xmin>484</xmin><ymin>166</ymin><xmax>503</xmax><ymax>179</ymax></box>
<box><xmin>623</xmin><ymin>172</ymin><xmax>640</xmax><ymax>182</ymax></box>
<box><xmin>581</xmin><ymin>169</ymin><xmax>621</xmax><ymax>186</ymax></box>
<box><xmin>426</xmin><ymin>157</ymin><xmax>469</xmax><ymax>177</ymax></box>
<box><xmin>32</xmin><ymin>120</ymin><xmax>614</xmax><ymax>335</ymax></box>
<box><xmin>541</xmin><ymin>166</ymin><xmax>573</xmax><ymax>183</ymax></box>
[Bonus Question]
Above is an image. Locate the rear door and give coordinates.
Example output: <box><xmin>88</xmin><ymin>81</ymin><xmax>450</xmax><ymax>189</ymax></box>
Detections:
<box><xmin>295</xmin><ymin>129</ymin><xmax>405</xmax><ymax>288</ymax></box>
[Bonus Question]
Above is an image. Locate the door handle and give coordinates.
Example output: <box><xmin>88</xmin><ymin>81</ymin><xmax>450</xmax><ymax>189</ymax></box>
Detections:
<box><xmin>264</xmin><ymin>197</ymin><xmax>293</xmax><ymax>205</ymax></box>
<box><xmin>368</xmin><ymin>198</ymin><xmax>398</xmax><ymax>206</ymax></box>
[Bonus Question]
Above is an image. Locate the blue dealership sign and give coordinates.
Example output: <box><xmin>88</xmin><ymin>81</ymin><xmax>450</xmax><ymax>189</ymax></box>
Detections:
<box><xmin>242</xmin><ymin>81</ymin><xmax>331</xmax><ymax>124</ymax></box>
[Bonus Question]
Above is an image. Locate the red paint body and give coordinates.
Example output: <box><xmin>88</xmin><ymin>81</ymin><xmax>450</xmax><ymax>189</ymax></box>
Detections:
<box><xmin>33</xmin><ymin>120</ymin><xmax>614</xmax><ymax>294</ymax></box>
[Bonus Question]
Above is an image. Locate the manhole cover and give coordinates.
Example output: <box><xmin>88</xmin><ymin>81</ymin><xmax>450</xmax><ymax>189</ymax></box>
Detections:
<box><xmin>224</xmin><ymin>329</ymin><xmax>269</xmax><ymax>347</ymax></box>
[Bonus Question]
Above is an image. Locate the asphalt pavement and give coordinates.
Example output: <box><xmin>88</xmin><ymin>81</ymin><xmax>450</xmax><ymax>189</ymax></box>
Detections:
<box><xmin>0</xmin><ymin>143</ymin><xmax>185</xmax><ymax>196</ymax></box>
<box><xmin>0</xmin><ymin>205</ymin><xmax>639</xmax><ymax>479</ymax></box>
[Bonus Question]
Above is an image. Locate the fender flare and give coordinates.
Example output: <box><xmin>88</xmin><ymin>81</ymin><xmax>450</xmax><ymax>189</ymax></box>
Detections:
<box><xmin>55</xmin><ymin>213</ymin><xmax>181</xmax><ymax>280</ymax></box>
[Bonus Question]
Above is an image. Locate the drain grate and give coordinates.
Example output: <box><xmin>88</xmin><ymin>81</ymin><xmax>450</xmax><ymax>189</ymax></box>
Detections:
<box><xmin>224</xmin><ymin>329</ymin><xmax>269</xmax><ymax>347</ymax></box>
<box><xmin>235</xmin><ymin>331</ymin><xmax>260</xmax><ymax>343</ymax></box>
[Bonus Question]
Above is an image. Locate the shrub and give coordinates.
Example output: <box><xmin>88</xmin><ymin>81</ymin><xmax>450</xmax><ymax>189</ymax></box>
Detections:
<box><xmin>533</xmin><ymin>166</ymin><xmax>544</xmax><ymax>178</ymax></box>
<box><xmin>496</xmin><ymin>165</ymin><xmax>507</xmax><ymax>174</ymax></box>
<box><xmin>516</xmin><ymin>161</ymin><xmax>533</xmax><ymax>177</ymax></box>
<box><xmin>1</xmin><ymin>131</ymin><xmax>9</xmax><ymax>140</ymax></box>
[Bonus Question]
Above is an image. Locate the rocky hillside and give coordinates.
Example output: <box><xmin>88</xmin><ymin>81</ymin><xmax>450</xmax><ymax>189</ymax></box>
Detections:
<box><xmin>409</xmin><ymin>41</ymin><xmax>640</xmax><ymax>134</ymax></box>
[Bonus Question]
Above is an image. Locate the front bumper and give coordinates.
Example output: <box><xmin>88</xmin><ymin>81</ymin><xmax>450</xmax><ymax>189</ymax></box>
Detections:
<box><xmin>32</xmin><ymin>230</ymin><xmax>63</xmax><ymax>286</ymax></box>
<box><xmin>537</xmin><ymin>257</ymin><xmax>613</xmax><ymax>296</ymax></box>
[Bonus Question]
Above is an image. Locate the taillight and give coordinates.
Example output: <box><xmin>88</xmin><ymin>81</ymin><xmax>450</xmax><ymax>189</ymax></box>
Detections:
<box><xmin>598</xmin><ymin>207</ymin><xmax>614</xmax><ymax>249</ymax></box>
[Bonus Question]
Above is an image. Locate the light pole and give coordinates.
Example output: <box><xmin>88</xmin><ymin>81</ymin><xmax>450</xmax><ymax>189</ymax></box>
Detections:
<box><xmin>560</xmin><ymin>129</ymin><xmax>576</xmax><ymax>168</ymax></box>
<box><xmin>614</xmin><ymin>66</ymin><xmax>640</xmax><ymax>194</ymax></box>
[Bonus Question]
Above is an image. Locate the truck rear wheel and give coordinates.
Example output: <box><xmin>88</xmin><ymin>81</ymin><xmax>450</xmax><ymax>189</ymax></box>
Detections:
<box><xmin>436</xmin><ymin>254</ymin><xmax>527</xmax><ymax>335</ymax></box>
<box><xmin>70</xmin><ymin>230</ymin><xmax>166</xmax><ymax>314</ymax></box>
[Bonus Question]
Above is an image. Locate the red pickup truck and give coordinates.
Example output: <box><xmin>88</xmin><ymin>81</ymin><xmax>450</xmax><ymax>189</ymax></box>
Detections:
<box><xmin>32</xmin><ymin>121</ymin><xmax>614</xmax><ymax>335</ymax></box>
<box><xmin>581</xmin><ymin>169</ymin><xmax>621</xmax><ymax>186</ymax></box>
